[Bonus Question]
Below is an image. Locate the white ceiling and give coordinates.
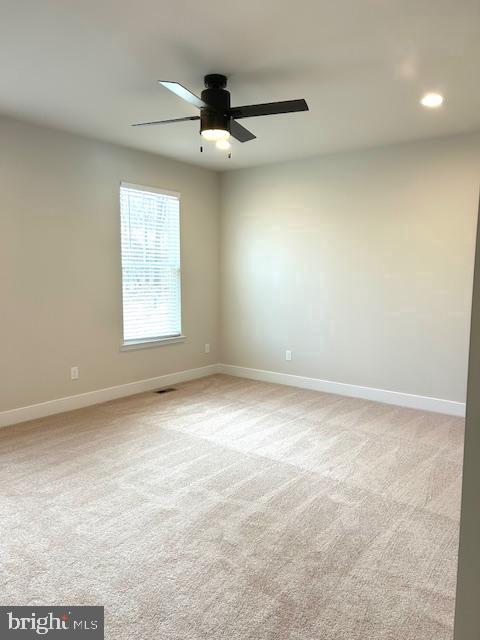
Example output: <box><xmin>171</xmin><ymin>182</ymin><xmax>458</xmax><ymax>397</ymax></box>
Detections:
<box><xmin>1</xmin><ymin>0</ymin><xmax>479</xmax><ymax>170</ymax></box>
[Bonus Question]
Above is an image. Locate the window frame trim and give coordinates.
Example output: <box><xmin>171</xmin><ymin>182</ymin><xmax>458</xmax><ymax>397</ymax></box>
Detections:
<box><xmin>120</xmin><ymin>335</ymin><xmax>186</xmax><ymax>352</ymax></box>
<box><xmin>119</xmin><ymin>181</ymin><xmax>183</xmax><ymax>348</ymax></box>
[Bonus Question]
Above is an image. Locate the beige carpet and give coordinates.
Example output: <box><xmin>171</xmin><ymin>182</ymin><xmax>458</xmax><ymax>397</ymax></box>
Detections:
<box><xmin>0</xmin><ymin>374</ymin><xmax>464</xmax><ymax>639</ymax></box>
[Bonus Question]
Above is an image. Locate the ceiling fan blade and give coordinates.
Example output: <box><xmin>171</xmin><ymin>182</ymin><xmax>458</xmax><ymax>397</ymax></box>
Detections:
<box><xmin>131</xmin><ymin>116</ymin><xmax>200</xmax><ymax>127</ymax></box>
<box><xmin>230</xmin><ymin>120</ymin><xmax>256</xmax><ymax>143</ymax></box>
<box><xmin>158</xmin><ymin>81</ymin><xmax>207</xmax><ymax>110</ymax></box>
<box><xmin>230</xmin><ymin>99</ymin><xmax>308</xmax><ymax>119</ymax></box>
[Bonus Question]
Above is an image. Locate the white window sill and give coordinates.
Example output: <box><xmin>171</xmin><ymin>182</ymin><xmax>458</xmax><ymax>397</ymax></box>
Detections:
<box><xmin>120</xmin><ymin>335</ymin><xmax>186</xmax><ymax>351</ymax></box>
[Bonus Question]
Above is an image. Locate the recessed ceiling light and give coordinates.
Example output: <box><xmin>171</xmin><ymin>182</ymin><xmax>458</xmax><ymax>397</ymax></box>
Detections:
<box><xmin>420</xmin><ymin>93</ymin><xmax>444</xmax><ymax>108</ymax></box>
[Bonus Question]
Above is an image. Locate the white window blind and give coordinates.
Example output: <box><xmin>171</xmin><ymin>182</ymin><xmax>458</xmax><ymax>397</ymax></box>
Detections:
<box><xmin>120</xmin><ymin>182</ymin><xmax>181</xmax><ymax>344</ymax></box>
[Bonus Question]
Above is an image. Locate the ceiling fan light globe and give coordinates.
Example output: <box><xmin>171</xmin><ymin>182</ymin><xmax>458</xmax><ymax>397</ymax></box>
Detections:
<box><xmin>201</xmin><ymin>129</ymin><xmax>230</xmax><ymax>142</ymax></box>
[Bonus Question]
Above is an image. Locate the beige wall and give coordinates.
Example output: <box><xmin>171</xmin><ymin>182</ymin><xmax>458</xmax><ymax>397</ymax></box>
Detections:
<box><xmin>0</xmin><ymin>116</ymin><xmax>220</xmax><ymax>411</ymax></box>
<box><xmin>1</xmin><ymin>117</ymin><xmax>479</xmax><ymax>414</ymax></box>
<box><xmin>454</xmin><ymin>195</ymin><xmax>480</xmax><ymax>639</ymax></box>
<box><xmin>220</xmin><ymin>133</ymin><xmax>480</xmax><ymax>403</ymax></box>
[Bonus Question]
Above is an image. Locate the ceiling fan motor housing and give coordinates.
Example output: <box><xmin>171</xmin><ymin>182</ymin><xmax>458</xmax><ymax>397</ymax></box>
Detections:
<box><xmin>133</xmin><ymin>74</ymin><xmax>308</xmax><ymax>144</ymax></box>
<box><xmin>200</xmin><ymin>74</ymin><xmax>231</xmax><ymax>134</ymax></box>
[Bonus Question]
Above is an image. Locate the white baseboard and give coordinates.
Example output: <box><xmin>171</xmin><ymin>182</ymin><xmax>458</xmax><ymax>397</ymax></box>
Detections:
<box><xmin>0</xmin><ymin>364</ymin><xmax>221</xmax><ymax>428</ymax></box>
<box><xmin>0</xmin><ymin>362</ymin><xmax>465</xmax><ymax>428</ymax></box>
<box><xmin>218</xmin><ymin>364</ymin><xmax>466</xmax><ymax>417</ymax></box>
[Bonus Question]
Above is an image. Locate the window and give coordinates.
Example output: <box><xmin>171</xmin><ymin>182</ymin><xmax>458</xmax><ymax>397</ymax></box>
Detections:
<box><xmin>120</xmin><ymin>182</ymin><xmax>182</xmax><ymax>347</ymax></box>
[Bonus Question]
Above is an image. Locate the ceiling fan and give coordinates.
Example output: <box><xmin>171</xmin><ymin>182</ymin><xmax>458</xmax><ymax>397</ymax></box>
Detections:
<box><xmin>132</xmin><ymin>74</ymin><xmax>309</xmax><ymax>152</ymax></box>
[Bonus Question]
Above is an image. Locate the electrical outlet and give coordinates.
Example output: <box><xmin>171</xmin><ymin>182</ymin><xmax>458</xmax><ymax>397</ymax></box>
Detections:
<box><xmin>205</xmin><ymin>343</ymin><xmax>210</xmax><ymax>354</ymax></box>
<box><xmin>285</xmin><ymin>350</ymin><xmax>292</xmax><ymax>361</ymax></box>
<box><xmin>70</xmin><ymin>366</ymin><xmax>79</xmax><ymax>380</ymax></box>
